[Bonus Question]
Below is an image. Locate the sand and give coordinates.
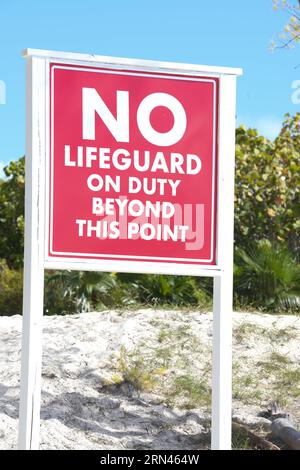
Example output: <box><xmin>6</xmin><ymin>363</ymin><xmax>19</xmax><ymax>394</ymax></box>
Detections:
<box><xmin>0</xmin><ymin>309</ymin><xmax>299</xmax><ymax>449</ymax></box>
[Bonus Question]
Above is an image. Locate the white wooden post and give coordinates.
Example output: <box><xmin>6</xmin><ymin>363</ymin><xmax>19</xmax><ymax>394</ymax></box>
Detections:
<box><xmin>19</xmin><ymin>56</ymin><xmax>46</xmax><ymax>450</ymax></box>
<box><xmin>211</xmin><ymin>74</ymin><xmax>237</xmax><ymax>450</ymax></box>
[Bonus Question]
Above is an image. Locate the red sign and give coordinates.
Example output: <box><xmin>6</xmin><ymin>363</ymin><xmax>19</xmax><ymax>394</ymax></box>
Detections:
<box><xmin>48</xmin><ymin>64</ymin><xmax>218</xmax><ymax>266</ymax></box>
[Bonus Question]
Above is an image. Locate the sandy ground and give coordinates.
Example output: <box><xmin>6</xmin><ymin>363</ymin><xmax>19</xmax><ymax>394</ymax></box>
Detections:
<box><xmin>0</xmin><ymin>309</ymin><xmax>299</xmax><ymax>450</ymax></box>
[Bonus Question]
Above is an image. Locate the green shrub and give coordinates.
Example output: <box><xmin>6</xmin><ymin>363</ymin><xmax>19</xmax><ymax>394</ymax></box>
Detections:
<box><xmin>235</xmin><ymin>114</ymin><xmax>300</xmax><ymax>256</ymax></box>
<box><xmin>0</xmin><ymin>157</ymin><xmax>25</xmax><ymax>269</ymax></box>
<box><xmin>45</xmin><ymin>270</ymin><xmax>134</xmax><ymax>314</ymax></box>
<box><xmin>0</xmin><ymin>260</ymin><xmax>23</xmax><ymax>315</ymax></box>
<box><xmin>117</xmin><ymin>272</ymin><xmax>209</xmax><ymax>307</ymax></box>
<box><xmin>234</xmin><ymin>240</ymin><xmax>300</xmax><ymax>311</ymax></box>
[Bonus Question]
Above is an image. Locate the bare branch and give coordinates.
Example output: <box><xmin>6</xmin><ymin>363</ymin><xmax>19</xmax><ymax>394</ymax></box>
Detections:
<box><xmin>273</xmin><ymin>0</ymin><xmax>300</xmax><ymax>49</ymax></box>
<box><xmin>276</xmin><ymin>33</ymin><xmax>300</xmax><ymax>49</ymax></box>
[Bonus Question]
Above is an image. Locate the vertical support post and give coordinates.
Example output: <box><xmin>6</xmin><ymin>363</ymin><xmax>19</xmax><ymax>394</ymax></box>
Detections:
<box><xmin>19</xmin><ymin>57</ymin><xmax>46</xmax><ymax>450</ymax></box>
<box><xmin>211</xmin><ymin>274</ymin><xmax>233</xmax><ymax>450</ymax></box>
<box><xmin>211</xmin><ymin>74</ymin><xmax>237</xmax><ymax>450</ymax></box>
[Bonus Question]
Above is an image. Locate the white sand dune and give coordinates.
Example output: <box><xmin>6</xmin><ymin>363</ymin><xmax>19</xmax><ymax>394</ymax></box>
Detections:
<box><xmin>0</xmin><ymin>309</ymin><xmax>299</xmax><ymax>450</ymax></box>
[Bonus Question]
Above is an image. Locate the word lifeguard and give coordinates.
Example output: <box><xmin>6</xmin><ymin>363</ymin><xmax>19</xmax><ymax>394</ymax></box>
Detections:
<box><xmin>64</xmin><ymin>145</ymin><xmax>202</xmax><ymax>175</ymax></box>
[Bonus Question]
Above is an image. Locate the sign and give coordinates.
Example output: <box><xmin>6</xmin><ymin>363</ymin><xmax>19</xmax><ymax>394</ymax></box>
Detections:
<box><xmin>48</xmin><ymin>65</ymin><xmax>218</xmax><ymax>270</ymax></box>
<box><xmin>19</xmin><ymin>49</ymin><xmax>242</xmax><ymax>451</ymax></box>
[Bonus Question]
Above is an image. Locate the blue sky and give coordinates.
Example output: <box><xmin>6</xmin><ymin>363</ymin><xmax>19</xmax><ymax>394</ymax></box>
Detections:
<box><xmin>0</xmin><ymin>0</ymin><xmax>300</xmax><ymax>174</ymax></box>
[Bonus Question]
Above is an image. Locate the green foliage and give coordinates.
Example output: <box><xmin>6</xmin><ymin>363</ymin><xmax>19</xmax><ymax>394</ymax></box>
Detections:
<box><xmin>233</xmin><ymin>322</ymin><xmax>265</xmax><ymax>344</ymax></box>
<box><xmin>45</xmin><ymin>270</ymin><xmax>133</xmax><ymax>314</ymax></box>
<box><xmin>0</xmin><ymin>157</ymin><xmax>25</xmax><ymax>269</ymax></box>
<box><xmin>254</xmin><ymin>351</ymin><xmax>300</xmax><ymax>407</ymax></box>
<box><xmin>167</xmin><ymin>375</ymin><xmax>211</xmax><ymax>409</ymax></box>
<box><xmin>234</xmin><ymin>240</ymin><xmax>300</xmax><ymax>311</ymax></box>
<box><xmin>113</xmin><ymin>345</ymin><xmax>166</xmax><ymax>392</ymax></box>
<box><xmin>117</xmin><ymin>272</ymin><xmax>207</xmax><ymax>307</ymax></box>
<box><xmin>0</xmin><ymin>260</ymin><xmax>23</xmax><ymax>316</ymax></box>
<box><xmin>235</xmin><ymin>114</ymin><xmax>300</xmax><ymax>254</ymax></box>
<box><xmin>108</xmin><ymin>321</ymin><xmax>211</xmax><ymax>409</ymax></box>
<box><xmin>232</xmin><ymin>428</ymin><xmax>252</xmax><ymax>451</ymax></box>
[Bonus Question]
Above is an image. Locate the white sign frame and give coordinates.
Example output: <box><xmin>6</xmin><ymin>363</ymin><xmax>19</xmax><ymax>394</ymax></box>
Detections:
<box><xmin>19</xmin><ymin>49</ymin><xmax>242</xmax><ymax>450</ymax></box>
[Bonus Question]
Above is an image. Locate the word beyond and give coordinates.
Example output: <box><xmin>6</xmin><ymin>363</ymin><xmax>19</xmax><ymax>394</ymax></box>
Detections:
<box><xmin>92</xmin><ymin>198</ymin><xmax>175</xmax><ymax>218</ymax></box>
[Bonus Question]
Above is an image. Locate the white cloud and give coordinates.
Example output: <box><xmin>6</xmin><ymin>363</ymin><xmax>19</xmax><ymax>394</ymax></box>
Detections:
<box><xmin>237</xmin><ymin>116</ymin><xmax>282</xmax><ymax>141</ymax></box>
